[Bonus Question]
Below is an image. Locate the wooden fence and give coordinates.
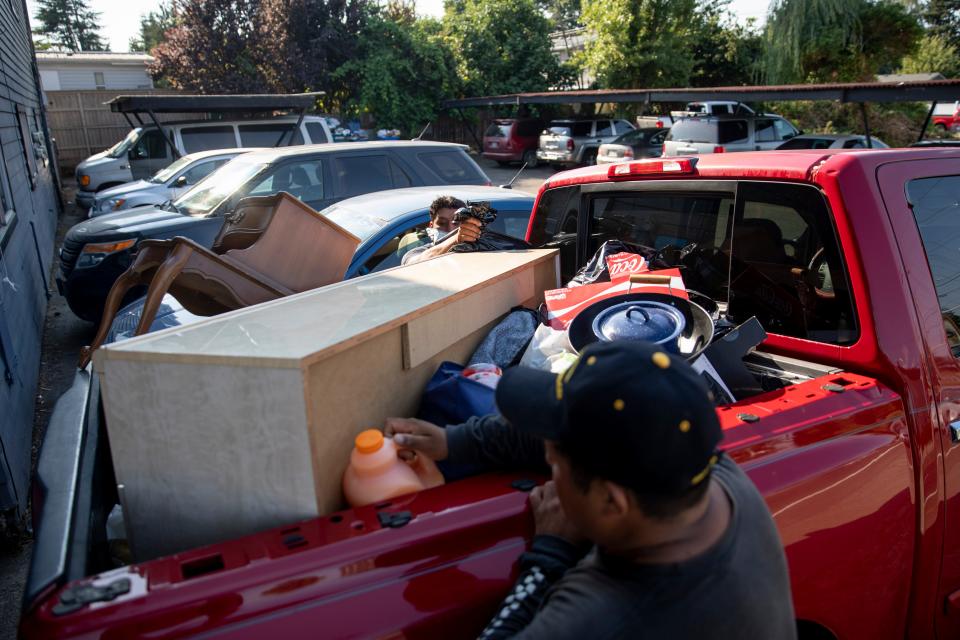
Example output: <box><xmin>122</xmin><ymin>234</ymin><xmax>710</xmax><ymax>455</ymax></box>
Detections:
<box><xmin>44</xmin><ymin>89</ymin><xmax>191</xmax><ymax>174</ymax></box>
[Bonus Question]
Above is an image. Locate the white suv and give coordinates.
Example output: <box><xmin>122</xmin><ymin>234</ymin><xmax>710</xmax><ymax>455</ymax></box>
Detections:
<box><xmin>662</xmin><ymin>115</ymin><xmax>800</xmax><ymax>156</ymax></box>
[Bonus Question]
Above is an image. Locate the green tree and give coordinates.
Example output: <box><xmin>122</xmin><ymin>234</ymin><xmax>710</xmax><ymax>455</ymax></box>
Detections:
<box><xmin>689</xmin><ymin>1</ymin><xmax>763</xmax><ymax>86</ymax></box>
<box><xmin>335</xmin><ymin>15</ymin><xmax>459</xmax><ymax>134</ymax></box>
<box><xmin>763</xmin><ymin>0</ymin><xmax>921</xmax><ymax>82</ymax></box>
<box><xmin>33</xmin><ymin>0</ymin><xmax>107</xmax><ymax>51</ymax></box>
<box><xmin>257</xmin><ymin>0</ymin><xmax>372</xmax><ymax>111</ymax></box>
<box><xmin>129</xmin><ymin>1</ymin><xmax>178</xmax><ymax>53</ymax></box>
<box><xmin>536</xmin><ymin>0</ymin><xmax>581</xmax><ymax>30</ymax></box>
<box><xmin>579</xmin><ymin>0</ymin><xmax>698</xmax><ymax>88</ymax></box>
<box><xmin>923</xmin><ymin>0</ymin><xmax>960</xmax><ymax>49</ymax></box>
<box><xmin>901</xmin><ymin>33</ymin><xmax>960</xmax><ymax>76</ymax></box>
<box><xmin>443</xmin><ymin>0</ymin><xmax>569</xmax><ymax>96</ymax></box>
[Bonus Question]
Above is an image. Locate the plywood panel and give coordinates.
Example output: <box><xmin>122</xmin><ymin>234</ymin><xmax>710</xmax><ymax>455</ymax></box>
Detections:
<box><xmin>402</xmin><ymin>266</ymin><xmax>535</xmax><ymax>370</ymax></box>
<box><xmin>100</xmin><ymin>359</ymin><xmax>317</xmax><ymax>559</ymax></box>
<box><xmin>305</xmin><ymin>320</ymin><xmax>495</xmax><ymax>514</ymax></box>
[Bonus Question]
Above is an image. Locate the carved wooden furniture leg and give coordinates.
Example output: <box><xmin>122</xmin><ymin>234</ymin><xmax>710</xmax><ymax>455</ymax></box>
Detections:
<box><xmin>79</xmin><ymin>242</ymin><xmax>172</xmax><ymax>369</ymax></box>
<box><xmin>133</xmin><ymin>242</ymin><xmax>195</xmax><ymax>337</ymax></box>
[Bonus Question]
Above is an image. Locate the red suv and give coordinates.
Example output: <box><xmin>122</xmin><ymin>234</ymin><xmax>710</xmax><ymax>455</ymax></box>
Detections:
<box><xmin>482</xmin><ymin>118</ymin><xmax>544</xmax><ymax>168</ymax></box>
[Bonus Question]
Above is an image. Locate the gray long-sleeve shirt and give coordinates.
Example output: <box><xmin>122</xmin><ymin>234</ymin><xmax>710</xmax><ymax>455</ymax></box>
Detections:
<box><xmin>445</xmin><ymin>415</ymin><xmax>797</xmax><ymax>640</ymax></box>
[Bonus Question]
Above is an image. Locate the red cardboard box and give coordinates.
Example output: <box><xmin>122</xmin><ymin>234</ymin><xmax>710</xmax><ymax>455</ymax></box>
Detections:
<box><xmin>544</xmin><ymin>268</ymin><xmax>687</xmax><ymax>329</ymax></box>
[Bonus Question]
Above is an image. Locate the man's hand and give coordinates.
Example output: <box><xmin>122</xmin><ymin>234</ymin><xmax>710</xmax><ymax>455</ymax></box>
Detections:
<box><xmin>454</xmin><ymin>217</ymin><xmax>482</xmax><ymax>244</ymax></box>
<box><xmin>384</xmin><ymin>417</ymin><xmax>449</xmax><ymax>461</ymax></box>
<box><xmin>530</xmin><ymin>481</ymin><xmax>585</xmax><ymax>544</ymax></box>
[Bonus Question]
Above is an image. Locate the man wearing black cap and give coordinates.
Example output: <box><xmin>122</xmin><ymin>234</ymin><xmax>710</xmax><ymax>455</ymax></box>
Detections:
<box><xmin>385</xmin><ymin>340</ymin><xmax>795</xmax><ymax>639</ymax></box>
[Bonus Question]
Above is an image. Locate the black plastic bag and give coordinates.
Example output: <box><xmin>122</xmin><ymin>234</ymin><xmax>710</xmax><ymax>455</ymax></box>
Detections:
<box><xmin>567</xmin><ymin>239</ymin><xmax>658</xmax><ymax>287</ymax></box>
<box><xmin>452</xmin><ymin>230</ymin><xmax>532</xmax><ymax>253</ymax></box>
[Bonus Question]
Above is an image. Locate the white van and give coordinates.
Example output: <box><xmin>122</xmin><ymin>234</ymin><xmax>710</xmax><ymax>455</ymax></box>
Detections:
<box><xmin>75</xmin><ymin>116</ymin><xmax>334</xmax><ymax>208</ymax></box>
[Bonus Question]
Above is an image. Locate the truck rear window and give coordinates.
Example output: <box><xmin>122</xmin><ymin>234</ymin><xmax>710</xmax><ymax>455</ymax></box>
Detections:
<box><xmin>530</xmin><ymin>181</ymin><xmax>858</xmax><ymax>345</ymax></box>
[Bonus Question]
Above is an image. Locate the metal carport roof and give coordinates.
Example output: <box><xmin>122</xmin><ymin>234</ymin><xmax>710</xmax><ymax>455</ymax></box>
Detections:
<box><xmin>442</xmin><ymin>79</ymin><xmax>960</xmax><ymax>108</ymax></box>
<box><xmin>107</xmin><ymin>92</ymin><xmax>324</xmax><ymax>114</ymax></box>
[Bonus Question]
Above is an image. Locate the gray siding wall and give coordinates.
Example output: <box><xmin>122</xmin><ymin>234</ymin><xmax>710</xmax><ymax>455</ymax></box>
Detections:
<box><xmin>0</xmin><ymin>0</ymin><xmax>62</xmax><ymax>517</ymax></box>
<box><xmin>54</xmin><ymin>67</ymin><xmax>153</xmax><ymax>91</ymax></box>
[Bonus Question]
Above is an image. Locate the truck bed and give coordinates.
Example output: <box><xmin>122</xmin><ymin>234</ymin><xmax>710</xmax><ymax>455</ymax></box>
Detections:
<box><xmin>22</xmin><ymin>351</ymin><xmax>911</xmax><ymax>638</ymax></box>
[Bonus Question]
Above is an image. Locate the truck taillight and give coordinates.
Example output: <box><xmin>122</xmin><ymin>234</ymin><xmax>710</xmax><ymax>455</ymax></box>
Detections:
<box><xmin>713</xmin><ymin>146</ymin><xmax>725</xmax><ymax>153</ymax></box>
<box><xmin>608</xmin><ymin>158</ymin><xmax>698</xmax><ymax>178</ymax></box>
<box><xmin>567</xmin><ymin>139</ymin><xmax>574</xmax><ymax>151</ymax></box>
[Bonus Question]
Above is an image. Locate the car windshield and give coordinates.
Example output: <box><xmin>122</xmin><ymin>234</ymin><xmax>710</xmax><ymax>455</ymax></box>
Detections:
<box><xmin>149</xmin><ymin>155</ymin><xmax>196</xmax><ymax>184</ymax></box>
<box><xmin>173</xmin><ymin>157</ymin><xmax>268</xmax><ymax>216</ymax></box>
<box><xmin>106</xmin><ymin>129</ymin><xmax>141</xmax><ymax>158</ymax></box>
<box><xmin>321</xmin><ymin>204</ymin><xmax>392</xmax><ymax>241</ymax></box>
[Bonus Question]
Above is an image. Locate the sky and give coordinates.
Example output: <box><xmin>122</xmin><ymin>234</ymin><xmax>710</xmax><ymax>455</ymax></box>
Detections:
<box><xmin>27</xmin><ymin>0</ymin><xmax>773</xmax><ymax>53</ymax></box>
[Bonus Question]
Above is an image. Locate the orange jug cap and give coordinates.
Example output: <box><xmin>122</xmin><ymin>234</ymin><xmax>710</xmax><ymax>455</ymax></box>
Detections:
<box><xmin>355</xmin><ymin>429</ymin><xmax>384</xmax><ymax>454</ymax></box>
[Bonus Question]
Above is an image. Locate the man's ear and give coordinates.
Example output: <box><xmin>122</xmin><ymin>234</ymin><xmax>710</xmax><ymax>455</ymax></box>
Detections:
<box><xmin>600</xmin><ymin>480</ymin><xmax>631</xmax><ymax>517</ymax></box>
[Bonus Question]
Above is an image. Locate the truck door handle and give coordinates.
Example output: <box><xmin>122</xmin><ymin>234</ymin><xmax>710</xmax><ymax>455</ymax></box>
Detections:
<box><xmin>950</xmin><ymin>420</ymin><xmax>960</xmax><ymax>443</ymax></box>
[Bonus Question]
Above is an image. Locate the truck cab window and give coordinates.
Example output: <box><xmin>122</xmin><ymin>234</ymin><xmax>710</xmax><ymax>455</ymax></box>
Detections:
<box><xmin>730</xmin><ymin>182</ymin><xmax>857</xmax><ymax>344</ymax></box>
<box><xmin>907</xmin><ymin>175</ymin><xmax>960</xmax><ymax>357</ymax></box>
<box><xmin>528</xmin><ymin>186</ymin><xmax>580</xmax><ymax>282</ymax></box>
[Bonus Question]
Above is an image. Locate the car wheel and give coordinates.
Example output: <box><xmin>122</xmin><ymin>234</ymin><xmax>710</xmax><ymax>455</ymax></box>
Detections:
<box><xmin>582</xmin><ymin>150</ymin><xmax>598</xmax><ymax>166</ymax></box>
<box><xmin>934</xmin><ymin>122</ymin><xmax>948</xmax><ymax>132</ymax></box>
<box><xmin>522</xmin><ymin>149</ymin><xmax>539</xmax><ymax>169</ymax></box>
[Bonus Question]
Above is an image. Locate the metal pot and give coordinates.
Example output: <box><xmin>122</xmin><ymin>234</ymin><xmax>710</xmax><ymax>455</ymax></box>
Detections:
<box><xmin>567</xmin><ymin>274</ymin><xmax>715</xmax><ymax>360</ymax></box>
<box><xmin>590</xmin><ymin>301</ymin><xmax>686</xmax><ymax>353</ymax></box>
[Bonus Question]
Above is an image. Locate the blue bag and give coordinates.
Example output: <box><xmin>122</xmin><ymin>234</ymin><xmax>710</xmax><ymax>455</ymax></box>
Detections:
<box><xmin>416</xmin><ymin>361</ymin><xmax>497</xmax><ymax>427</ymax></box>
<box><xmin>416</xmin><ymin>361</ymin><xmax>497</xmax><ymax>481</ymax></box>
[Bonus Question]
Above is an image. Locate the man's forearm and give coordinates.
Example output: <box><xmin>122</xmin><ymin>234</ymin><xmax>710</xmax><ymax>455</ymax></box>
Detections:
<box><xmin>445</xmin><ymin>414</ymin><xmax>548</xmax><ymax>472</ymax></box>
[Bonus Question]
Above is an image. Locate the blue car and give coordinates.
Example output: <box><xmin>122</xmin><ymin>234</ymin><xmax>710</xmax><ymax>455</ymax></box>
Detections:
<box><xmin>106</xmin><ymin>185</ymin><xmax>536</xmax><ymax>342</ymax></box>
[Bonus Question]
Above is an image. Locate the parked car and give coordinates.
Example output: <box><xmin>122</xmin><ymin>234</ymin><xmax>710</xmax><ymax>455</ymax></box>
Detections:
<box><xmin>75</xmin><ymin>115</ymin><xmax>334</xmax><ymax>209</ymax></box>
<box><xmin>933</xmin><ymin>101</ymin><xmax>960</xmax><ymax>132</ymax></box>
<box><xmin>537</xmin><ymin>118</ymin><xmax>635</xmax><ymax>167</ymax></box>
<box><xmin>597</xmin><ymin>127</ymin><xmax>668</xmax><ymax>164</ymax></box>
<box><xmin>26</xmin><ymin>147</ymin><xmax>960</xmax><ymax>639</ymax></box>
<box><xmin>101</xmin><ymin>185</ymin><xmax>536</xmax><ymax>341</ymax></box>
<box><xmin>482</xmin><ymin>118</ymin><xmax>544</xmax><ymax>168</ymax></box>
<box><xmin>88</xmin><ymin>148</ymin><xmax>253</xmax><ymax>218</ymax></box>
<box><xmin>911</xmin><ymin>139</ymin><xmax>960</xmax><ymax>148</ymax></box>
<box><xmin>776</xmin><ymin>134</ymin><xmax>889</xmax><ymax>150</ymax></box>
<box><xmin>58</xmin><ymin>141</ymin><xmax>492</xmax><ymax>321</ymax></box>
<box><xmin>662</xmin><ymin>114</ymin><xmax>800</xmax><ymax>156</ymax></box>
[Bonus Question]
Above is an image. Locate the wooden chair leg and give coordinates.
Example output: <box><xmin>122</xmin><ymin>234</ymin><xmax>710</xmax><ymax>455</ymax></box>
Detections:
<box><xmin>78</xmin><ymin>243</ymin><xmax>172</xmax><ymax>370</ymax></box>
<box><xmin>133</xmin><ymin>243</ymin><xmax>194</xmax><ymax>337</ymax></box>
<box><xmin>79</xmin><ymin>268</ymin><xmax>153</xmax><ymax>369</ymax></box>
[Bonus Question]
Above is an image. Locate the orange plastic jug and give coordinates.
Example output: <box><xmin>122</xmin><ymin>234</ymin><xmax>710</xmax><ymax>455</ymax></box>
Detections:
<box><xmin>342</xmin><ymin>429</ymin><xmax>445</xmax><ymax>508</ymax></box>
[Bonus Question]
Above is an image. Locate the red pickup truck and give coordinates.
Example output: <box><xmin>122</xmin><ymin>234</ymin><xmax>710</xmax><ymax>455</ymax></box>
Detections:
<box><xmin>21</xmin><ymin>148</ymin><xmax>960</xmax><ymax>639</ymax></box>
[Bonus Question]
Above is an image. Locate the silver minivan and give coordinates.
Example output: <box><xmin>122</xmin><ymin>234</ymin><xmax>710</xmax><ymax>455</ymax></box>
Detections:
<box><xmin>75</xmin><ymin>116</ymin><xmax>334</xmax><ymax>208</ymax></box>
<box><xmin>662</xmin><ymin>115</ymin><xmax>799</xmax><ymax>156</ymax></box>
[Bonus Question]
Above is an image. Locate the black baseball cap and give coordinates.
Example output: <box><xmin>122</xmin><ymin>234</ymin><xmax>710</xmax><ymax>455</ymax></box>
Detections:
<box><xmin>495</xmin><ymin>340</ymin><xmax>723</xmax><ymax>495</ymax></box>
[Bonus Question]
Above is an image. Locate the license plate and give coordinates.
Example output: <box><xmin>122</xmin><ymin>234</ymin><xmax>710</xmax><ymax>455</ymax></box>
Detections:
<box><xmin>546</xmin><ymin>142</ymin><xmax>560</xmax><ymax>149</ymax></box>
<box><xmin>489</xmin><ymin>142</ymin><xmax>498</xmax><ymax>148</ymax></box>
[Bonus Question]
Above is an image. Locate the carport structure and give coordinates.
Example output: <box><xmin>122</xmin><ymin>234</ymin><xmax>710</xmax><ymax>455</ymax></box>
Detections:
<box><xmin>107</xmin><ymin>92</ymin><xmax>325</xmax><ymax>159</ymax></box>
<box><xmin>443</xmin><ymin>78</ymin><xmax>960</xmax><ymax>148</ymax></box>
